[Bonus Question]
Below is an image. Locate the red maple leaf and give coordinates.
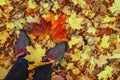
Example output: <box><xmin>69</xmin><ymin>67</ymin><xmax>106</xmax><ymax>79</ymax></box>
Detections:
<box><xmin>31</xmin><ymin>18</ymin><xmax>52</xmax><ymax>37</ymax></box>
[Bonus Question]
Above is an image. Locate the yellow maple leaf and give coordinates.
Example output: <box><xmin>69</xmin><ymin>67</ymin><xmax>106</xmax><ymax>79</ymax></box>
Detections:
<box><xmin>0</xmin><ymin>53</ymin><xmax>4</xmax><ymax>59</ymax></box>
<box><xmin>71</xmin><ymin>0</ymin><xmax>87</xmax><ymax>8</ymax></box>
<box><xmin>100</xmin><ymin>35</ymin><xmax>110</xmax><ymax>48</ymax></box>
<box><xmin>110</xmin><ymin>54</ymin><xmax>120</xmax><ymax>59</ymax></box>
<box><xmin>81</xmin><ymin>52</ymin><xmax>89</xmax><ymax>60</ymax></box>
<box><xmin>112</xmin><ymin>44</ymin><xmax>120</xmax><ymax>54</ymax></box>
<box><xmin>109</xmin><ymin>0</ymin><xmax>120</xmax><ymax>16</ymax></box>
<box><xmin>28</xmin><ymin>0</ymin><xmax>37</xmax><ymax>9</ymax></box>
<box><xmin>6</xmin><ymin>18</ymin><xmax>26</xmax><ymax>29</ymax></box>
<box><xmin>0</xmin><ymin>66</ymin><xmax>9</xmax><ymax>79</ymax></box>
<box><xmin>80</xmin><ymin>46</ymin><xmax>91</xmax><ymax>65</ymax></box>
<box><xmin>71</xmin><ymin>0</ymin><xmax>77</xmax><ymax>4</ymax></box>
<box><xmin>25</xmin><ymin>43</ymin><xmax>46</xmax><ymax>63</ymax></box>
<box><xmin>62</xmin><ymin>6</ymin><xmax>71</xmax><ymax>16</ymax></box>
<box><xmin>117</xmin><ymin>34</ymin><xmax>120</xmax><ymax>43</ymax></box>
<box><xmin>90</xmin><ymin>56</ymin><xmax>97</xmax><ymax>71</ymax></box>
<box><xmin>28</xmin><ymin>34</ymin><xmax>36</xmax><ymax>43</ymax></box>
<box><xmin>68</xmin><ymin>11</ymin><xmax>84</xmax><ymax>30</ymax></box>
<box><xmin>103</xmin><ymin>15</ymin><xmax>116</xmax><ymax>23</ymax></box>
<box><xmin>26</xmin><ymin>15</ymin><xmax>39</xmax><ymax>23</ymax></box>
<box><xmin>90</xmin><ymin>56</ymin><xmax>96</xmax><ymax>65</ymax></box>
<box><xmin>0</xmin><ymin>9</ymin><xmax>2</xmax><ymax>18</ymax></box>
<box><xmin>97</xmin><ymin>66</ymin><xmax>113</xmax><ymax>80</ymax></box>
<box><xmin>66</xmin><ymin>63</ymin><xmax>74</xmax><ymax>70</ymax></box>
<box><xmin>70</xmin><ymin>53</ymin><xmax>80</xmax><ymax>61</ymax></box>
<box><xmin>0</xmin><ymin>0</ymin><xmax>6</xmax><ymax>6</ymax></box>
<box><xmin>68</xmin><ymin>36</ymin><xmax>83</xmax><ymax>48</ymax></box>
<box><xmin>52</xmin><ymin>1</ymin><xmax>60</xmax><ymax>12</ymax></box>
<box><xmin>0</xmin><ymin>30</ymin><xmax>9</xmax><ymax>44</ymax></box>
<box><xmin>41</xmin><ymin>2</ymin><xmax>49</xmax><ymax>8</ymax></box>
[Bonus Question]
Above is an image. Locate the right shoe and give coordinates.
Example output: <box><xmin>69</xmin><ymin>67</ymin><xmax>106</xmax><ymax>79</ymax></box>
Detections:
<box><xmin>43</xmin><ymin>42</ymin><xmax>67</xmax><ymax>62</ymax></box>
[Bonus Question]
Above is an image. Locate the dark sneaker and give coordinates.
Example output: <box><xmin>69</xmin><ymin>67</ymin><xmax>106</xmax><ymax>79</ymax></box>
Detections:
<box><xmin>43</xmin><ymin>42</ymin><xmax>67</xmax><ymax>62</ymax></box>
<box><xmin>15</xmin><ymin>30</ymin><xmax>30</xmax><ymax>59</ymax></box>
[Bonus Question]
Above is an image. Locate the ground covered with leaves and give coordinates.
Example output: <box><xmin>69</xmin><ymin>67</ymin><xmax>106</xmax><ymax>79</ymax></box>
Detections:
<box><xmin>0</xmin><ymin>0</ymin><xmax>120</xmax><ymax>80</ymax></box>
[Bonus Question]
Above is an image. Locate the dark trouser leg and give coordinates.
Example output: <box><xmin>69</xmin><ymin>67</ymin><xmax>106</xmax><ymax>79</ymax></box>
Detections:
<box><xmin>4</xmin><ymin>58</ymin><xmax>29</xmax><ymax>80</ymax></box>
<box><xmin>33</xmin><ymin>64</ymin><xmax>52</xmax><ymax>80</ymax></box>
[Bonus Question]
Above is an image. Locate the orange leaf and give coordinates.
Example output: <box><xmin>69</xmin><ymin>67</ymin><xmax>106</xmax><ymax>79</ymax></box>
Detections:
<box><xmin>55</xmin><ymin>14</ymin><xmax>66</xmax><ymax>25</ymax></box>
<box><xmin>52</xmin><ymin>14</ymin><xmax>66</xmax><ymax>29</ymax></box>
<box><xmin>51</xmin><ymin>25</ymin><xmax>68</xmax><ymax>42</ymax></box>
<box><xmin>25</xmin><ymin>9</ymin><xmax>35</xmax><ymax>17</ymax></box>
<box><xmin>51</xmin><ymin>15</ymin><xmax>68</xmax><ymax>42</ymax></box>
<box><xmin>46</xmin><ymin>13</ymin><xmax>55</xmax><ymax>24</ymax></box>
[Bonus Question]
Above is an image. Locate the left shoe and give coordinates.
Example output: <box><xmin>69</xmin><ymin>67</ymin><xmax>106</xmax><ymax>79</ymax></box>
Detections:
<box><xmin>15</xmin><ymin>30</ymin><xmax>30</xmax><ymax>59</ymax></box>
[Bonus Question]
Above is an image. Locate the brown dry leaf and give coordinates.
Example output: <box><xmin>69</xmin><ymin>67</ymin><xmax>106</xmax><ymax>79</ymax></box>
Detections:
<box><xmin>66</xmin><ymin>73</ymin><xmax>73</xmax><ymax>80</ymax></box>
<box><xmin>99</xmin><ymin>28</ymin><xmax>113</xmax><ymax>37</ymax></box>
<box><xmin>66</xmin><ymin>63</ymin><xmax>74</xmax><ymax>70</ymax></box>
<box><xmin>96</xmin><ymin>55</ymin><xmax>108</xmax><ymax>67</ymax></box>
<box><xmin>0</xmin><ymin>53</ymin><xmax>4</xmax><ymax>59</ymax></box>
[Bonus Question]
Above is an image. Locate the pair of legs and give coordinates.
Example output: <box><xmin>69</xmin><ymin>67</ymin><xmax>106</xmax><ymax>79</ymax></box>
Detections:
<box><xmin>4</xmin><ymin>30</ymin><xmax>67</xmax><ymax>80</ymax></box>
<box><xmin>4</xmin><ymin>58</ymin><xmax>52</xmax><ymax>80</ymax></box>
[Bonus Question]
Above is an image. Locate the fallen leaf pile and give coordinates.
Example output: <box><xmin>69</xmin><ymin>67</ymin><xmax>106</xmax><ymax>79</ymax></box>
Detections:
<box><xmin>0</xmin><ymin>0</ymin><xmax>120</xmax><ymax>80</ymax></box>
